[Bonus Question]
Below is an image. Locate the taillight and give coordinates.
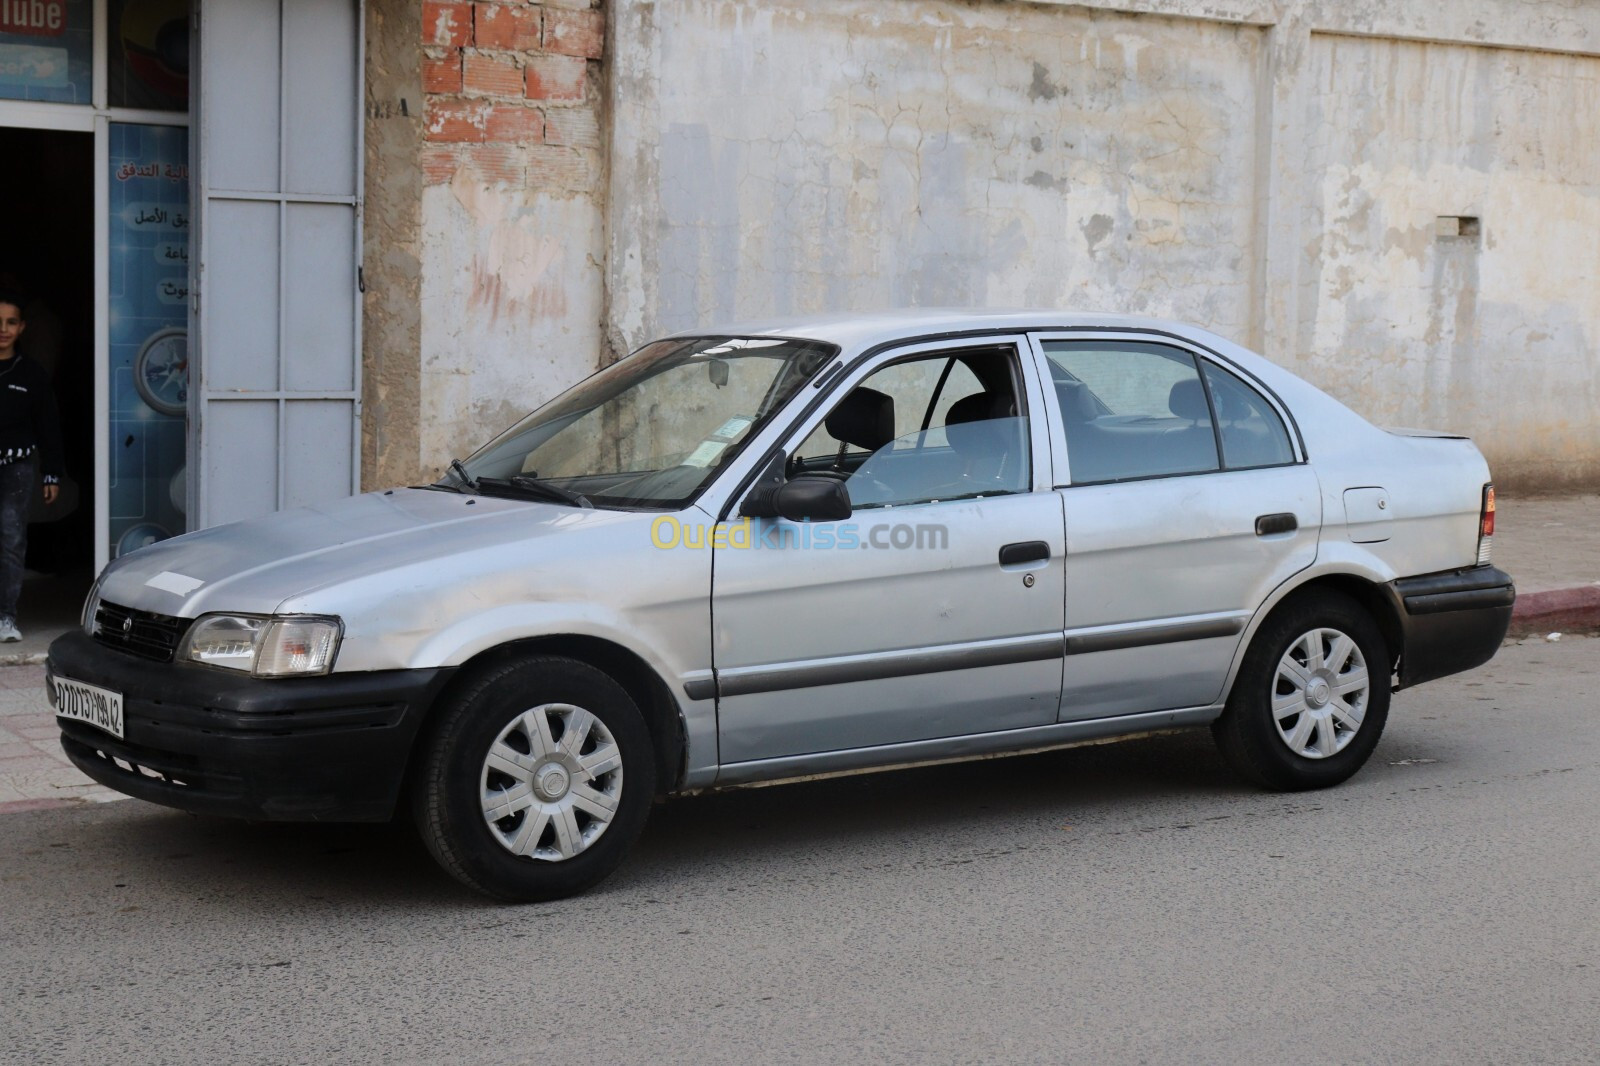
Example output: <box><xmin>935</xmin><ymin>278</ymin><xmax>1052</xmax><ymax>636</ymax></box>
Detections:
<box><xmin>1477</xmin><ymin>483</ymin><xmax>1495</xmax><ymax>564</ymax></box>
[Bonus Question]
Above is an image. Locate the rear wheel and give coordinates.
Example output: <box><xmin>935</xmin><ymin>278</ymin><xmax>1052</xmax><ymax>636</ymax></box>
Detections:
<box><xmin>1212</xmin><ymin>591</ymin><xmax>1390</xmax><ymax>791</ymax></box>
<box><xmin>412</xmin><ymin>655</ymin><xmax>655</xmax><ymax>901</ymax></box>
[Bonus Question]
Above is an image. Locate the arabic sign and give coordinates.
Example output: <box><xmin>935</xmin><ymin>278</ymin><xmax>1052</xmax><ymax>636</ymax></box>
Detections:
<box><xmin>0</xmin><ymin>0</ymin><xmax>88</xmax><ymax>102</ymax></box>
<box><xmin>109</xmin><ymin>123</ymin><xmax>189</xmax><ymax>556</ymax></box>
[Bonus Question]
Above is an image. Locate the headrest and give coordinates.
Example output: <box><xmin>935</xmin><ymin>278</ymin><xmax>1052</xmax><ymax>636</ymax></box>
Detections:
<box><xmin>826</xmin><ymin>386</ymin><xmax>896</xmax><ymax>452</ymax></box>
<box><xmin>1055</xmin><ymin>380</ymin><xmax>1098</xmax><ymax>422</ymax></box>
<box><xmin>945</xmin><ymin>392</ymin><xmax>1014</xmax><ymax>458</ymax></box>
<box><xmin>1168</xmin><ymin>378</ymin><xmax>1210</xmax><ymax>422</ymax></box>
<box><xmin>947</xmin><ymin>392</ymin><xmax>1012</xmax><ymax>425</ymax></box>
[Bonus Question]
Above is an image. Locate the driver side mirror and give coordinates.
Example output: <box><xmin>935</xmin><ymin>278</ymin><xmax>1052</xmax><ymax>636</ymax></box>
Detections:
<box><xmin>740</xmin><ymin>475</ymin><xmax>852</xmax><ymax>522</ymax></box>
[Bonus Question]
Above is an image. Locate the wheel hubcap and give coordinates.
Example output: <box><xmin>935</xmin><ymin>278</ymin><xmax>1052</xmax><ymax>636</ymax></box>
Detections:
<box><xmin>479</xmin><ymin>703</ymin><xmax>624</xmax><ymax>862</ymax></box>
<box><xmin>1271</xmin><ymin>627</ymin><xmax>1369</xmax><ymax>760</ymax></box>
<box><xmin>533</xmin><ymin>764</ymin><xmax>571</xmax><ymax>801</ymax></box>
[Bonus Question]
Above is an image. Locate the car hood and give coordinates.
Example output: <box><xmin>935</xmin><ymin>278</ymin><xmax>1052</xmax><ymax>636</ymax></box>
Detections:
<box><xmin>96</xmin><ymin>488</ymin><xmax>638</xmax><ymax>618</ymax></box>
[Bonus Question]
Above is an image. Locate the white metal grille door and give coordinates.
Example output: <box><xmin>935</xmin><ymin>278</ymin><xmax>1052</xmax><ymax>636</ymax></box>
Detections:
<box><xmin>192</xmin><ymin>0</ymin><xmax>362</xmax><ymax>528</ymax></box>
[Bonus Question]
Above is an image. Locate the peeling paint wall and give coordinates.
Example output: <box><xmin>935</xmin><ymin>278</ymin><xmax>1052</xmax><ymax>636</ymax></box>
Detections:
<box><xmin>1295</xmin><ymin>35</ymin><xmax>1600</xmax><ymax>489</ymax></box>
<box><xmin>600</xmin><ymin>0</ymin><xmax>1600</xmax><ymax>490</ymax></box>
<box><xmin>364</xmin><ymin>0</ymin><xmax>1600</xmax><ymax>491</ymax></box>
<box><xmin>608</xmin><ymin>1</ymin><xmax>1265</xmax><ymax>350</ymax></box>
<box><xmin>419</xmin><ymin>173</ymin><xmax>604</xmax><ymax>464</ymax></box>
<box><xmin>413</xmin><ymin>0</ymin><xmax>607</xmax><ymax>475</ymax></box>
<box><xmin>362</xmin><ymin>0</ymin><xmax>425</xmax><ymax>491</ymax></box>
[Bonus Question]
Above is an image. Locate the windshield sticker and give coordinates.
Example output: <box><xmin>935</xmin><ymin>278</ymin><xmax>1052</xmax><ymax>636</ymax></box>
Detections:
<box><xmin>683</xmin><ymin>440</ymin><xmax>729</xmax><ymax>468</ymax></box>
<box><xmin>711</xmin><ymin>416</ymin><xmax>753</xmax><ymax>441</ymax></box>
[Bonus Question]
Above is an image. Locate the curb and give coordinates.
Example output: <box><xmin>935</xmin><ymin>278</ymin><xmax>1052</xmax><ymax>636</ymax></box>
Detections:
<box><xmin>0</xmin><ymin>797</ymin><xmax>84</xmax><ymax>815</ymax></box>
<box><xmin>1508</xmin><ymin>585</ymin><xmax>1600</xmax><ymax>638</ymax></box>
<box><xmin>0</xmin><ymin>652</ymin><xmax>47</xmax><ymax>667</ymax></box>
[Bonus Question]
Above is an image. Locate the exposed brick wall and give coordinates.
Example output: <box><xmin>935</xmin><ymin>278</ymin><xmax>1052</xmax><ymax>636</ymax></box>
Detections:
<box><xmin>420</xmin><ymin>0</ymin><xmax>604</xmax><ymax>190</ymax></box>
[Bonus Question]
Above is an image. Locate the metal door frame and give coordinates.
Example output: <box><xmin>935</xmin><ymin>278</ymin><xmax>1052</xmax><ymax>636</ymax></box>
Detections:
<box><xmin>189</xmin><ymin>0</ymin><xmax>364</xmax><ymax>533</ymax></box>
<box><xmin>0</xmin><ymin>0</ymin><xmax>193</xmax><ymax>573</ymax></box>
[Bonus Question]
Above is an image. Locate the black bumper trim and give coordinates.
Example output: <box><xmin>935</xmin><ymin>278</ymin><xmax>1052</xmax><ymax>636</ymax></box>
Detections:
<box><xmin>1397</xmin><ymin>566</ymin><xmax>1516</xmax><ymax>615</ymax></box>
<box><xmin>46</xmin><ymin>630</ymin><xmax>457</xmax><ymax>822</ymax></box>
<box><xmin>1391</xmin><ymin>566</ymin><xmax>1515</xmax><ymax>689</ymax></box>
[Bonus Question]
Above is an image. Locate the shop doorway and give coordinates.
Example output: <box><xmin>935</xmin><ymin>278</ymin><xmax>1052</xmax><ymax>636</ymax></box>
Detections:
<box><xmin>0</xmin><ymin>126</ymin><xmax>95</xmax><ymax>633</ymax></box>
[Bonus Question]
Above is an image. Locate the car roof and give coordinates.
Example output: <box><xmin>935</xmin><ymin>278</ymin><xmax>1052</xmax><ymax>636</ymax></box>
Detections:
<box><xmin>661</xmin><ymin>308</ymin><xmax>1232</xmax><ymax>354</ymax></box>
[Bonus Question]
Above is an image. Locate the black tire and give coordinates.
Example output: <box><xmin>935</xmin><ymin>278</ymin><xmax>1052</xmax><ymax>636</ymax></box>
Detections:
<box><xmin>412</xmin><ymin>655</ymin><xmax>656</xmax><ymax>902</ymax></box>
<box><xmin>1211</xmin><ymin>591</ymin><xmax>1391</xmax><ymax>791</ymax></box>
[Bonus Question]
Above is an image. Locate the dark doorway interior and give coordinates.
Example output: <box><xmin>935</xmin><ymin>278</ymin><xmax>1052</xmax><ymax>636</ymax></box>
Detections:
<box><xmin>0</xmin><ymin>127</ymin><xmax>95</xmax><ymax>635</ymax></box>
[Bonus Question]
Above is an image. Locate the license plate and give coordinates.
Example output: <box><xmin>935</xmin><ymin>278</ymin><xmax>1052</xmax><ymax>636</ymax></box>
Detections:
<box><xmin>52</xmin><ymin>676</ymin><xmax>125</xmax><ymax>740</ymax></box>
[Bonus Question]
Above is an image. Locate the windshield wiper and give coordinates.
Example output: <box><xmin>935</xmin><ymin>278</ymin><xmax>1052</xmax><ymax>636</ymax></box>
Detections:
<box><xmin>478</xmin><ymin>475</ymin><xmax>593</xmax><ymax>509</ymax></box>
<box><xmin>447</xmin><ymin>459</ymin><xmax>478</xmax><ymax>493</ymax></box>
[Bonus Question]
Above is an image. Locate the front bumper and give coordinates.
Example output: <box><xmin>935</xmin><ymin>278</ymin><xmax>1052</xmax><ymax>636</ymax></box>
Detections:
<box><xmin>46</xmin><ymin>630</ymin><xmax>457</xmax><ymax>822</ymax></box>
<box><xmin>1392</xmin><ymin>565</ymin><xmax>1515</xmax><ymax>688</ymax></box>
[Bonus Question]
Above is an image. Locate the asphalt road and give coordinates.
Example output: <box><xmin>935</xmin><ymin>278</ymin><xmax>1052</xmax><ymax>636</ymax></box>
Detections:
<box><xmin>4</xmin><ymin>637</ymin><xmax>1598</xmax><ymax>1066</ymax></box>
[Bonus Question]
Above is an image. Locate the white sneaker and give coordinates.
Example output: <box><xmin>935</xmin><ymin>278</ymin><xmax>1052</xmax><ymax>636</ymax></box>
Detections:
<box><xmin>0</xmin><ymin>618</ymin><xmax>20</xmax><ymax>642</ymax></box>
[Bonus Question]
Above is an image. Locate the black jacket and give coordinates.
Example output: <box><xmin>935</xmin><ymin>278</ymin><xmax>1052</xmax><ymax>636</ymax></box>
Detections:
<box><xmin>0</xmin><ymin>355</ymin><xmax>64</xmax><ymax>484</ymax></box>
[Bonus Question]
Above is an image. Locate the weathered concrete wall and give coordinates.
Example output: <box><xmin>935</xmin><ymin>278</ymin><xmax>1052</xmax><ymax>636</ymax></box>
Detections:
<box><xmin>412</xmin><ymin>0</ymin><xmax>608</xmax><ymax>475</ymax></box>
<box><xmin>601</xmin><ymin>0</ymin><xmax>1600</xmax><ymax>490</ymax></box>
<box><xmin>364</xmin><ymin>0</ymin><xmax>1600</xmax><ymax>491</ymax></box>
<box><xmin>1293</xmin><ymin>34</ymin><xmax>1600</xmax><ymax>489</ymax></box>
<box><xmin>362</xmin><ymin>0</ymin><xmax>426</xmax><ymax>491</ymax></box>
<box><xmin>608</xmin><ymin>1</ymin><xmax>1265</xmax><ymax>352</ymax></box>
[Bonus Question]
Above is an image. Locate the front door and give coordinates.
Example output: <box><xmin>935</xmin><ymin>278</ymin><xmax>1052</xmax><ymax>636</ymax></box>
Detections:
<box><xmin>711</xmin><ymin>340</ymin><xmax>1066</xmax><ymax>768</ymax></box>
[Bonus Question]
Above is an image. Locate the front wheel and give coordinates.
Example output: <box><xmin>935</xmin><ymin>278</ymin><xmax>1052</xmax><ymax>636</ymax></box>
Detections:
<box><xmin>1212</xmin><ymin>592</ymin><xmax>1391</xmax><ymax>791</ymax></box>
<box><xmin>412</xmin><ymin>656</ymin><xmax>656</xmax><ymax>901</ymax></box>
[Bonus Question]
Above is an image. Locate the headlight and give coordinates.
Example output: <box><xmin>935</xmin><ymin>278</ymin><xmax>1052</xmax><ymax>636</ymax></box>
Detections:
<box><xmin>81</xmin><ymin>580</ymin><xmax>104</xmax><ymax>636</ymax></box>
<box><xmin>179</xmin><ymin>614</ymin><xmax>343</xmax><ymax>677</ymax></box>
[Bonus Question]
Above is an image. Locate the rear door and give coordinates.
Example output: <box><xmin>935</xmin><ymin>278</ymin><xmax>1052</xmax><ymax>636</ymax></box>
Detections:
<box><xmin>1031</xmin><ymin>334</ymin><xmax>1320</xmax><ymax>721</ymax></box>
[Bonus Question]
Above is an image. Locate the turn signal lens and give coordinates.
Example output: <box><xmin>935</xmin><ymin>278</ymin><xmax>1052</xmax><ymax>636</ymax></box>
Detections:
<box><xmin>256</xmin><ymin>619</ymin><xmax>342</xmax><ymax>677</ymax></box>
<box><xmin>81</xmin><ymin>582</ymin><xmax>104</xmax><ymax>636</ymax></box>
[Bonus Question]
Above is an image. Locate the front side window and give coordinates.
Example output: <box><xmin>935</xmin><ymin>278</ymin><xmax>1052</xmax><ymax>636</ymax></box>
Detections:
<box><xmin>791</xmin><ymin>347</ymin><xmax>1030</xmax><ymax>507</ymax></box>
<box><xmin>454</xmin><ymin>336</ymin><xmax>834</xmax><ymax>509</ymax></box>
<box><xmin>1043</xmin><ymin>341</ymin><xmax>1220</xmax><ymax>484</ymax></box>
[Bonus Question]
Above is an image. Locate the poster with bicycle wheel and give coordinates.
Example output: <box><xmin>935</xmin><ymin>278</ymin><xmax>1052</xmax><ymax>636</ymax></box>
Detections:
<box><xmin>109</xmin><ymin>122</ymin><xmax>188</xmax><ymax>557</ymax></box>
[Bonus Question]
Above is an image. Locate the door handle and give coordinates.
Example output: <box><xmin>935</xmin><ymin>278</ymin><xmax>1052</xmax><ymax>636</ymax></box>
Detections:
<box><xmin>1255</xmin><ymin>513</ymin><xmax>1298</xmax><ymax>536</ymax></box>
<box><xmin>999</xmin><ymin>541</ymin><xmax>1051</xmax><ymax>566</ymax></box>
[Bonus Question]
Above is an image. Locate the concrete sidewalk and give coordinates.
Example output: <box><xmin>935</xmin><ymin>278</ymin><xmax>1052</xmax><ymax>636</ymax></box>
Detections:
<box><xmin>0</xmin><ymin>664</ymin><xmax>122</xmax><ymax>812</ymax></box>
<box><xmin>2</xmin><ymin>492</ymin><xmax>1595</xmax><ymax>813</ymax></box>
<box><xmin>1491</xmin><ymin>493</ymin><xmax>1600</xmax><ymax>636</ymax></box>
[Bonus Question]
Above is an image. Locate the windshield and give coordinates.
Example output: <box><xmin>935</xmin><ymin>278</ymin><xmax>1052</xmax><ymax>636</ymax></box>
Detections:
<box><xmin>449</xmin><ymin>336</ymin><xmax>835</xmax><ymax>509</ymax></box>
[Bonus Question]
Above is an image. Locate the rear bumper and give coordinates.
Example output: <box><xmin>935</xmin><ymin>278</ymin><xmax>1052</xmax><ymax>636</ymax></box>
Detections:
<box><xmin>1391</xmin><ymin>566</ymin><xmax>1515</xmax><ymax>688</ymax></box>
<box><xmin>46</xmin><ymin>629</ymin><xmax>456</xmax><ymax>822</ymax></box>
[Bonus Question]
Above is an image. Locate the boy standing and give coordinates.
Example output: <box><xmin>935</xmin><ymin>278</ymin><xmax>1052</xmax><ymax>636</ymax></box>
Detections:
<box><xmin>0</xmin><ymin>291</ymin><xmax>64</xmax><ymax>641</ymax></box>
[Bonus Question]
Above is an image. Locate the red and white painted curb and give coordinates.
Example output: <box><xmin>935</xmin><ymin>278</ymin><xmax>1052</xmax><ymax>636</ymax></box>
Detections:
<box><xmin>1508</xmin><ymin>585</ymin><xmax>1600</xmax><ymax>637</ymax></box>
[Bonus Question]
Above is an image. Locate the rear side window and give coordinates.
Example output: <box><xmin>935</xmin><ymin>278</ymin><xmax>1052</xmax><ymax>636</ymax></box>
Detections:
<box><xmin>1043</xmin><ymin>341</ymin><xmax>1219</xmax><ymax>483</ymax></box>
<box><xmin>1201</xmin><ymin>362</ymin><xmax>1295</xmax><ymax>469</ymax></box>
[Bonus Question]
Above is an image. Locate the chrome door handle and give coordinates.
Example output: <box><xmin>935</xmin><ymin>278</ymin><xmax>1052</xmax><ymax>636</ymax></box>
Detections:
<box><xmin>999</xmin><ymin>541</ymin><xmax>1051</xmax><ymax>566</ymax></box>
<box><xmin>1255</xmin><ymin>513</ymin><xmax>1298</xmax><ymax>536</ymax></box>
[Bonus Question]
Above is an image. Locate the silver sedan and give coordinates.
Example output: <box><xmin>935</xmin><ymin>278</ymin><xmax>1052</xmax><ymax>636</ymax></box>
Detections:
<box><xmin>49</xmin><ymin>311</ymin><xmax>1515</xmax><ymax>900</ymax></box>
